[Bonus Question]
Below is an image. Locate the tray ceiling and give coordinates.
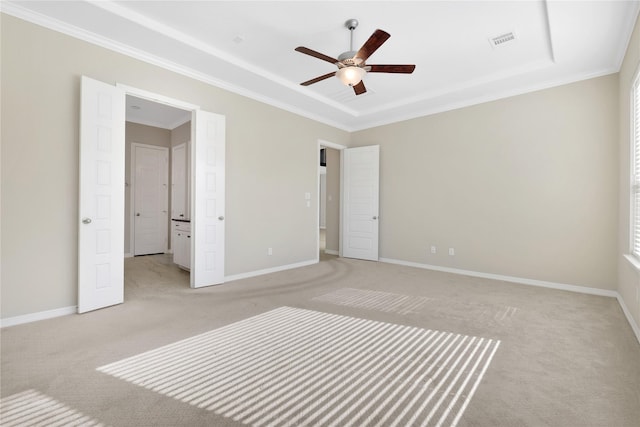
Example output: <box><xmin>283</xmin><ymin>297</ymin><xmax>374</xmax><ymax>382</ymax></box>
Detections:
<box><xmin>3</xmin><ymin>1</ymin><xmax>639</xmax><ymax>131</ymax></box>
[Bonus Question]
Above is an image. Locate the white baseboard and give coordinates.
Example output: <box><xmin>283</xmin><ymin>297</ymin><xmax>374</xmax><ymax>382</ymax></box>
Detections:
<box><xmin>380</xmin><ymin>257</ymin><xmax>640</xmax><ymax>344</ymax></box>
<box><xmin>380</xmin><ymin>258</ymin><xmax>618</xmax><ymax>298</ymax></box>
<box><xmin>124</xmin><ymin>253</ymin><xmax>133</xmax><ymax>258</ymax></box>
<box><xmin>324</xmin><ymin>249</ymin><xmax>339</xmax><ymax>256</ymax></box>
<box><xmin>1</xmin><ymin>306</ymin><xmax>77</xmax><ymax>328</ymax></box>
<box><xmin>5</xmin><ymin>258</ymin><xmax>637</xmax><ymax>346</ymax></box>
<box><xmin>2</xmin><ymin>260</ymin><xmax>320</xmax><ymax>328</ymax></box>
<box><xmin>225</xmin><ymin>259</ymin><xmax>318</xmax><ymax>283</ymax></box>
<box><xmin>616</xmin><ymin>294</ymin><xmax>640</xmax><ymax>344</ymax></box>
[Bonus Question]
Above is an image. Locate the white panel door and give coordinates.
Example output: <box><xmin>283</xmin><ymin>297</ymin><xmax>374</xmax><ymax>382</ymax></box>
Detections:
<box><xmin>133</xmin><ymin>144</ymin><xmax>168</xmax><ymax>255</ymax></box>
<box><xmin>342</xmin><ymin>145</ymin><xmax>379</xmax><ymax>261</ymax></box>
<box><xmin>192</xmin><ymin>110</ymin><xmax>225</xmax><ymax>288</ymax></box>
<box><xmin>78</xmin><ymin>76</ymin><xmax>125</xmax><ymax>313</ymax></box>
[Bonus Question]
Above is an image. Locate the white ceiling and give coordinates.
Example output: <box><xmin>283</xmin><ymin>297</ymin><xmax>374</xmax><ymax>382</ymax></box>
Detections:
<box><xmin>4</xmin><ymin>1</ymin><xmax>639</xmax><ymax>131</ymax></box>
<box><xmin>126</xmin><ymin>95</ymin><xmax>191</xmax><ymax>130</ymax></box>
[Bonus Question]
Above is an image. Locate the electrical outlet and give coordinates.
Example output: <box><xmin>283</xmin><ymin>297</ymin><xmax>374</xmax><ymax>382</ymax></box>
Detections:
<box><xmin>448</xmin><ymin>248</ymin><xmax>455</xmax><ymax>256</ymax></box>
<box><xmin>268</xmin><ymin>247</ymin><xmax>273</xmax><ymax>256</ymax></box>
<box><xmin>430</xmin><ymin>246</ymin><xmax>437</xmax><ymax>254</ymax></box>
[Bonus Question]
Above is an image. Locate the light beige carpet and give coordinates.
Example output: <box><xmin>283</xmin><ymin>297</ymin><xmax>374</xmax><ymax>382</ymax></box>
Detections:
<box><xmin>1</xmin><ymin>254</ymin><xmax>639</xmax><ymax>426</ymax></box>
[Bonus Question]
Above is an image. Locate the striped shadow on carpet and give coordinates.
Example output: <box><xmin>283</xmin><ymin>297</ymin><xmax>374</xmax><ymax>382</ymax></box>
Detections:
<box><xmin>313</xmin><ymin>288</ymin><xmax>518</xmax><ymax>326</ymax></box>
<box><xmin>97</xmin><ymin>307</ymin><xmax>500</xmax><ymax>427</ymax></box>
<box><xmin>0</xmin><ymin>389</ymin><xmax>105</xmax><ymax>427</ymax></box>
<box><xmin>312</xmin><ymin>288</ymin><xmax>432</xmax><ymax>315</ymax></box>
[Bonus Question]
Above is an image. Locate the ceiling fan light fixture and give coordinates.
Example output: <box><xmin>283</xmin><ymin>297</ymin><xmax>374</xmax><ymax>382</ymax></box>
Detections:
<box><xmin>336</xmin><ymin>66</ymin><xmax>366</xmax><ymax>86</ymax></box>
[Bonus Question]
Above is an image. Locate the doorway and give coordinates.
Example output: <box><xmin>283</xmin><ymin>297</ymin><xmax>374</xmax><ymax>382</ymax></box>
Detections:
<box><xmin>79</xmin><ymin>77</ymin><xmax>227</xmax><ymax>313</ymax></box>
<box><xmin>317</xmin><ymin>140</ymin><xmax>347</xmax><ymax>259</ymax></box>
<box><xmin>125</xmin><ymin>95</ymin><xmax>191</xmax><ymax>285</ymax></box>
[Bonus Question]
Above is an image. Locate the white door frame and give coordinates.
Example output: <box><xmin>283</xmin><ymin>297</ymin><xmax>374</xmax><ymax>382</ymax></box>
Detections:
<box><xmin>118</xmin><ymin>85</ymin><xmax>199</xmax><ymax>263</ymax></box>
<box><xmin>317</xmin><ymin>139</ymin><xmax>347</xmax><ymax>261</ymax></box>
<box><xmin>130</xmin><ymin>142</ymin><xmax>169</xmax><ymax>256</ymax></box>
<box><xmin>118</xmin><ymin>85</ymin><xmax>226</xmax><ymax>288</ymax></box>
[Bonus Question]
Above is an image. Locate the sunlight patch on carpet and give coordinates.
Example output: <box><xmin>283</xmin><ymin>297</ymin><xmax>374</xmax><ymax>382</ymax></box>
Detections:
<box><xmin>313</xmin><ymin>288</ymin><xmax>432</xmax><ymax>315</ymax></box>
<box><xmin>97</xmin><ymin>307</ymin><xmax>500</xmax><ymax>427</ymax></box>
<box><xmin>313</xmin><ymin>288</ymin><xmax>518</xmax><ymax>326</ymax></box>
<box><xmin>0</xmin><ymin>389</ymin><xmax>105</xmax><ymax>427</ymax></box>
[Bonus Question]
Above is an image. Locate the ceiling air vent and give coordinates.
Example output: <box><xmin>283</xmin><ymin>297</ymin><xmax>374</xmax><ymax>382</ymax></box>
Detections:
<box><xmin>489</xmin><ymin>31</ymin><xmax>516</xmax><ymax>48</ymax></box>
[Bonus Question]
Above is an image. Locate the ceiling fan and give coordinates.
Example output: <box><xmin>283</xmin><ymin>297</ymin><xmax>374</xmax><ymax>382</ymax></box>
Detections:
<box><xmin>295</xmin><ymin>19</ymin><xmax>416</xmax><ymax>96</ymax></box>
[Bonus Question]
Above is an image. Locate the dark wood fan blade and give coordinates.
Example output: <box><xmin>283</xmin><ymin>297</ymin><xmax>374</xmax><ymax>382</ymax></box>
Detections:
<box><xmin>301</xmin><ymin>72</ymin><xmax>336</xmax><ymax>86</ymax></box>
<box><xmin>295</xmin><ymin>47</ymin><xmax>339</xmax><ymax>65</ymax></box>
<box><xmin>354</xmin><ymin>29</ymin><xmax>390</xmax><ymax>62</ymax></box>
<box><xmin>353</xmin><ymin>80</ymin><xmax>367</xmax><ymax>95</ymax></box>
<box><xmin>368</xmin><ymin>64</ymin><xmax>416</xmax><ymax>73</ymax></box>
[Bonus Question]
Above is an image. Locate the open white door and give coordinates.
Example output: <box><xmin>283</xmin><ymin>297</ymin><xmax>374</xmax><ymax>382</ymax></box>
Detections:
<box><xmin>78</xmin><ymin>76</ymin><xmax>125</xmax><ymax>313</ymax></box>
<box><xmin>342</xmin><ymin>145</ymin><xmax>379</xmax><ymax>261</ymax></box>
<box><xmin>191</xmin><ymin>110</ymin><xmax>225</xmax><ymax>287</ymax></box>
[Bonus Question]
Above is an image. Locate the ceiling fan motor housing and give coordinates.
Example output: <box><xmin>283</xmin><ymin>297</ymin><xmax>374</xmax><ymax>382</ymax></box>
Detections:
<box><xmin>338</xmin><ymin>51</ymin><xmax>362</xmax><ymax>66</ymax></box>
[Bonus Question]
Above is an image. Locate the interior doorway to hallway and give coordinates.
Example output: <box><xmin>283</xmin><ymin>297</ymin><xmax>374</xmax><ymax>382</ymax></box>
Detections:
<box><xmin>125</xmin><ymin>94</ymin><xmax>192</xmax><ymax>286</ymax></box>
<box><xmin>318</xmin><ymin>141</ymin><xmax>345</xmax><ymax>259</ymax></box>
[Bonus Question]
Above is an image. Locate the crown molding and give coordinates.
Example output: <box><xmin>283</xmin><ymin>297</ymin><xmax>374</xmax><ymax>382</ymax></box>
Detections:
<box><xmin>0</xmin><ymin>2</ymin><xmax>355</xmax><ymax>132</ymax></box>
<box><xmin>2</xmin><ymin>0</ymin><xmax>638</xmax><ymax>134</ymax></box>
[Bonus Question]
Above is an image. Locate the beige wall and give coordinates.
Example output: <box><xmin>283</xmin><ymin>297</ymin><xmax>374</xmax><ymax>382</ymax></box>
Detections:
<box><xmin>618</xmin><ymin>14</ymin><xmax>640</xmax><ymax>329</ymax></box>
<box><xmin>324</xmin><ymin>147</ymin><xmax>340</xmax><ymax>253</ymax></box>
<box><xmin>0</xmin><ymin>11</ymin><xmax>633</xmax><ymax>323</ymax></box>
<box><xmin>352</xmin><ymin>75</ymin><xmax>619</xmax><ymax>290</ymax></box>
<box><xmin>171</xmin><ymin>121</ymin><xmax>191</xmax><ymax>148</ymax></box>
<box><xmin>0</xmin><ymin>15</ymin><xmax>349</xmax><ymax>318</ymax></box>
<box><xmin>125</xmin><ymin>122</ymin><xmax>172</xmax><ymax>255</ymax></box>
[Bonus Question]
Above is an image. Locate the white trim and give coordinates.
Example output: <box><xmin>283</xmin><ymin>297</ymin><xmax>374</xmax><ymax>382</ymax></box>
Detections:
<box><xmin>224</xmin><ymin>259</ymin><xmax>317</xmax><ymax>283</ymax></box>
<box><xmin>93</xmin><ymin>0</ymin><xmax>357</xmax><ymax>116</ymax></box>
<box><xmin>0</xmin><ymin>2</ymin><xmax>352</xmax><ymax>132</ymax></box>
<box><xmin>119</xmin><ymin>84</ymin><xmax>200</xmax><ymax>111</ymax></box>
<box><xmin>317</xmin><ymin>140</ymin><xmax>347</xmax><ymax>262</ymax></box>
<box><xmin>4</xmin><ymin>260</ymin><xmax>638</xmax><ymax>345</ymax></box>
<box><xmin>1</xmin><ymin>306</ymin><xmax>77</xmax><ymax>328</ymax></box>
<box><xmin>379</xmin><ymin>257</ymin><xmax>618</xmax><ymax>298</ymax></box>
<box><xmin>616</xmin><ymin>293</ymin><xmax>640</xmax><ymax>344</ymax></box>
<box><xmin>348</xmin><ymin>68</ymin><xmax>621</xmax><ymax>132</ymax></box>
<box><xmin>3</xmin><ymin>2</ymin><xmax>639</xmax><ymax>133</ymax></box>
<box><xmin>379</xmin><ymin>257</ymin><xmax>639</xmax><ymax>344</ymax></box>
<box><xmin>624</xmin><ymin>254</ymin><xmax>640</xmax><ymax>272</ymax></box>
<box><xmin>124</xmin><ymin>252</ymin><xmax>133</xmax><ymax>258</ymax></box>
<box><xmin>318</xmin><ymin>139</ymin><xmax>348</xmax><ymax>151</ymax></box>
<box><xmin>324</xmin><ymin>249</ymin><xmax>339</xmax><ymax>256</ymax></box>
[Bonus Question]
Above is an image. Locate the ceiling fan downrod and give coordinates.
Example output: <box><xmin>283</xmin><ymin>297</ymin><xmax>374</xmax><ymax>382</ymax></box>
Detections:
<box><xmin>339</xmin><ymin>19</ymin><xmax>360</xmax><ymax>64</ymax></box>
<box><xmin>346</xmin><ymin>19</ymin><xmax>358</xmax><ymax>52</ymax></box>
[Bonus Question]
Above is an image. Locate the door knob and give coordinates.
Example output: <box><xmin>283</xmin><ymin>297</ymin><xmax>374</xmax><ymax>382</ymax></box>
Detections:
<box><xmin>82</xmin><ymin>218</ymin><xmax>92</xmax><ymax>224</ymax></box>
<box><xmin>136</xmin><ymin>213</ymin><xmax>140</xmax><ymax>216</ymax></box>
<box><xmin>218</xmin><ymin>216</ymin><xmax>225</xmax><ymax>221</ymax></box>
<box><xmin>373</xmin><ymin>216</ymin><xmax>378</xmax><ymax>220</ymax></box>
